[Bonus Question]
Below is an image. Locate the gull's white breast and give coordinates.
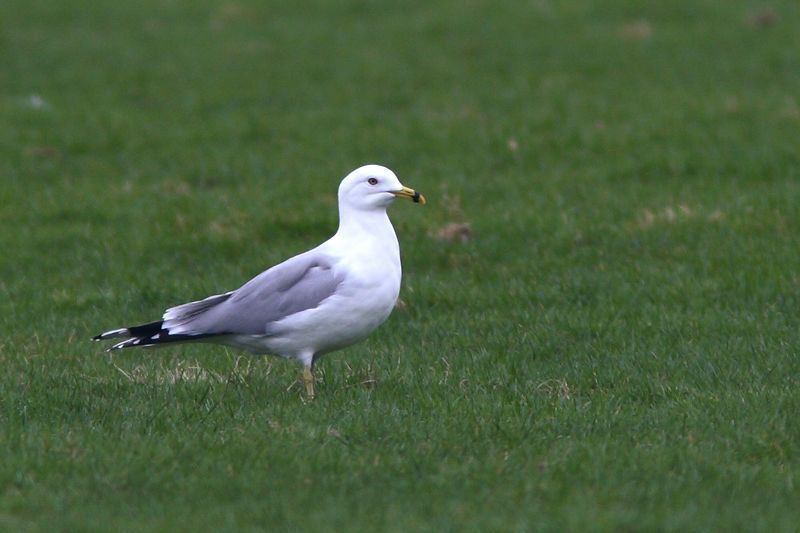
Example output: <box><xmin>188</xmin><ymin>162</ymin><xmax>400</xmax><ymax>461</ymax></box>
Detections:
<box><xmin>244</xmin><ymin>228</ymin><xmax>402</xmax><ymax>361</ymax></box>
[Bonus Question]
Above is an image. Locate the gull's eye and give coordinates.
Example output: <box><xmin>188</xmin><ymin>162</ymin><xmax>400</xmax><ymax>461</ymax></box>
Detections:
<box><xmin>368</xmin><ymin>177</ymin><xmax>378</xmax><ymax>185</ymax></box>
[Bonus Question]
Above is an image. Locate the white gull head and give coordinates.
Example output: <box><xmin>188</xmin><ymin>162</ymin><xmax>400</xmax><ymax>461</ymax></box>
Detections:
<box><xmin>337</xmin><ymin>164</ymin><xmax>426</xmax><ymax>212</ymax></box>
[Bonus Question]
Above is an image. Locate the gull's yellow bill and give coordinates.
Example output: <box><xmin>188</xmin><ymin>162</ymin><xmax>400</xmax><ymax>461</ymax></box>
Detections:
<box><xmin>393</xmin><ymin>186</ymin><xmax>426</xmax><ymax>204</ymax></box>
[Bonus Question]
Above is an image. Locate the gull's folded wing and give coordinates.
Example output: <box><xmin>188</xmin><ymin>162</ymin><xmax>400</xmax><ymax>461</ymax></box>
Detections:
<box><xmin>164</xmin><ymin>251</ymin><xmax>342</xmax><ymax>336</ymax></box>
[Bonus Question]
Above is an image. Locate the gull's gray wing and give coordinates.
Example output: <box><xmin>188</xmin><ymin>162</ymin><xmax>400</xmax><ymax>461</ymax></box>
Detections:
<box><xmin>162</xmin><ymin>250</ymin><xmax>341</xmax><ymax>336</ymax></box>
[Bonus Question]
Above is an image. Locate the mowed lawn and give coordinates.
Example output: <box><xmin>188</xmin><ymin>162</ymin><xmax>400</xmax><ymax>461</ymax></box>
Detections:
<box><xmin>2</xmin><ymin>0</ymin><xmax>799</xmax><ymax>530</ymax></box>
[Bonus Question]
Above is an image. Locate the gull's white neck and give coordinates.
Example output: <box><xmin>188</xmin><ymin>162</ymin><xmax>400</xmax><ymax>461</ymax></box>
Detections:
<box><xmin>331</xmin><ymin>206</ymin><xmax>400</xmax><ymax>261</ymax></box>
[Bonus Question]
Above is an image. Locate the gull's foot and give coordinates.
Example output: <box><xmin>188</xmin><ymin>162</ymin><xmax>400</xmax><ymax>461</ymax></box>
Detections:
<box><xmin>303</xmin><ymin>366</ymin><xmax>316</xmax><ymax>400</ymax></box>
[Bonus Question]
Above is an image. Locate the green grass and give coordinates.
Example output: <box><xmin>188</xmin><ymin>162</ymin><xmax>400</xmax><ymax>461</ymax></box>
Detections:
<box><xmin>2</xmin><ymin>0</ymin><xmax>800</xmax><ymax>530</ymax></box>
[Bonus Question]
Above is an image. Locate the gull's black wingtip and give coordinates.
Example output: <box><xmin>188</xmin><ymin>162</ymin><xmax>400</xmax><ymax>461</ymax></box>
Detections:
<box><xmin>92</xmin><ymin>327</ymin><xmax>132</xmax><ymax>342</ymax></box>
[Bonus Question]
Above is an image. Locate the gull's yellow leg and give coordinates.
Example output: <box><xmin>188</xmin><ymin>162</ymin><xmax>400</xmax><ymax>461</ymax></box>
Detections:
<box><xmin>303</xmin><ymin>366</ymin><xmax>315</xmax><ymax>399</ymax></box>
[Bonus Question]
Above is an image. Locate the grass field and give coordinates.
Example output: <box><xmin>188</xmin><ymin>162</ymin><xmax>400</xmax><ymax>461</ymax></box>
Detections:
<box><xmin>2</xmin><ymin>0</ymin><xmax>800</xmax><ymax>530</ymax></box>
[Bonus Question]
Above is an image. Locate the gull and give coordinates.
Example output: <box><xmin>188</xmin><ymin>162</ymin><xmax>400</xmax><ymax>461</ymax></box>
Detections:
<box><xmin>93</xmin><ymin>164</ymin><xmax>425</xmax><ymax>398</ymax></box>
